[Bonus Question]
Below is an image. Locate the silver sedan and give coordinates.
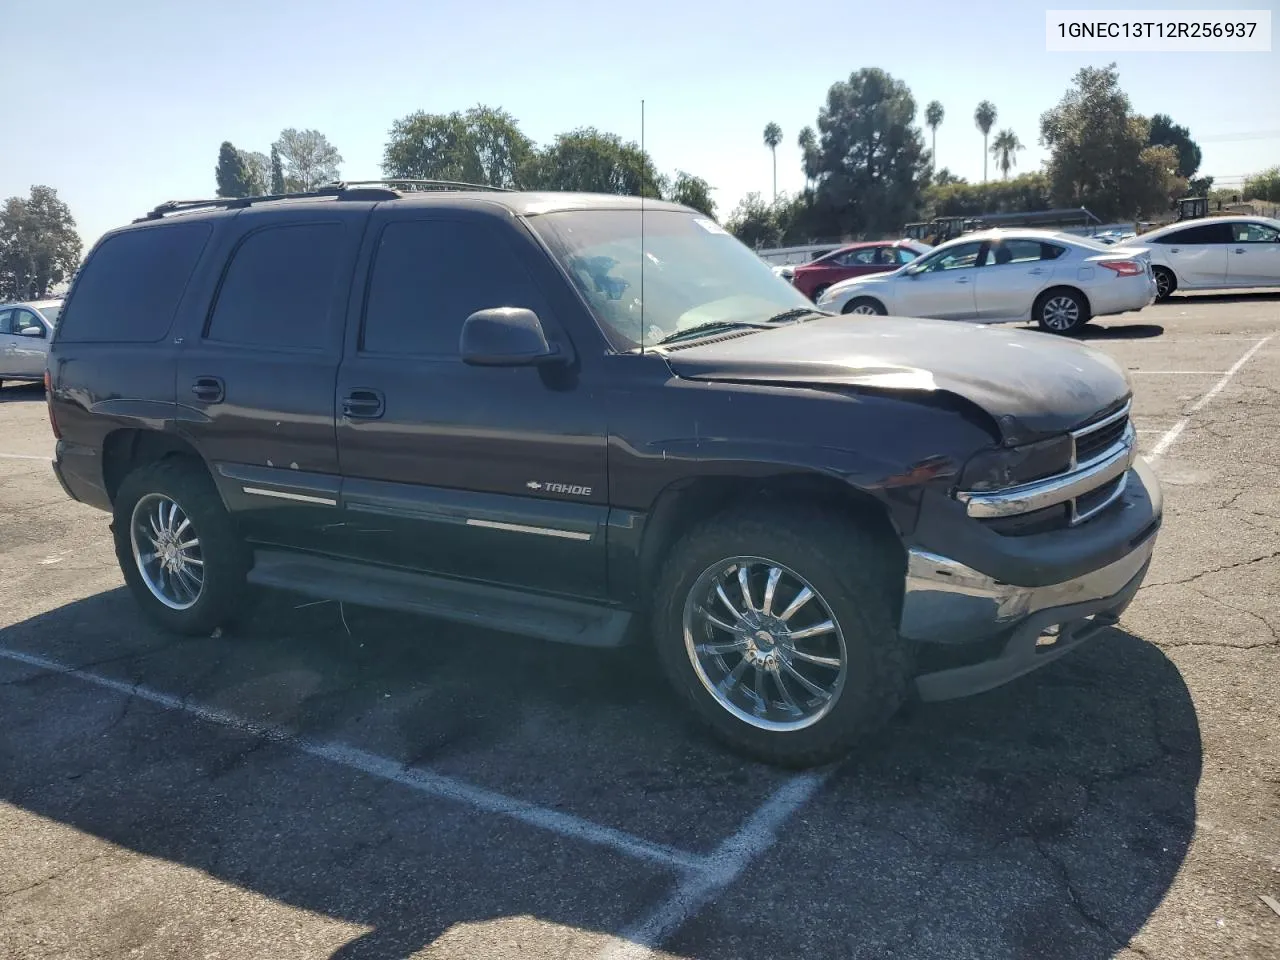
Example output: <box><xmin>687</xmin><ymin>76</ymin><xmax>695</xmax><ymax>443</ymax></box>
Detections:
<box><xmin>815</xmin><ymin>229</ymin><xmax>1157</xmax><ymax>334</ymax></box>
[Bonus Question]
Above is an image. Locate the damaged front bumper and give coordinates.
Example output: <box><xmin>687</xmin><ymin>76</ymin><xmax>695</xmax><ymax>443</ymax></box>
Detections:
<box><xmin>900</xmin><ymin>500</ymin><xmax>1159</xmax><ymax>702</ymax></box>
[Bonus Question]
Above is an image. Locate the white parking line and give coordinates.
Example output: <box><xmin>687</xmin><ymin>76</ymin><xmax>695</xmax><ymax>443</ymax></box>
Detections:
<box><xmin>0</xmin><ymin>646</ymin><xmax>704</xmax><ymax>873</ymax></box>
<box><xmin>0</xmin><ymin>452</ymin><xmax>52</xmax><ymax>461</ymax></box>
<box><xmin>1149</xmin><ymin>336</ymin><xmax>1273</xmax><ymax>462</ymax></box>
<box><xmin>595</xmin><ymin>771</ymin><xmax>831</xmax><ymax>960</ymax></box>
<box><xmin>1128</xmin><ymin>370</ymin><xmax>1227</xmax><ymax>375</ymax></box>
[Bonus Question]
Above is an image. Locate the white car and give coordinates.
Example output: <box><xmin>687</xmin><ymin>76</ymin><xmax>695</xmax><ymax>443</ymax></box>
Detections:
<box><xmin>1136</xmin><ymin>216</ymin><xmax>1280</xmax><ymax>301</ymax></box>
<box><xmin>0</xmin><ymin>299</ymin><xmax>61</xmax><ymax>387</ymax></box>
<box><xmin>815</xmin><ymin>229</ymin><xmax>1157</xmax><ymax>334</ymax></box>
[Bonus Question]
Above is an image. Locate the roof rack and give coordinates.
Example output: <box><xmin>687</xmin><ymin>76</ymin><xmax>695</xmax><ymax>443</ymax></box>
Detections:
<box><xmin>339</xmin><ymin>178</ymin><xmax>513</xmax><ymax>193</ymax></box>
<box><xmin>135</xmin><ymin>178</ymin><xmax>510</xmax><ymax>222</ymax></box>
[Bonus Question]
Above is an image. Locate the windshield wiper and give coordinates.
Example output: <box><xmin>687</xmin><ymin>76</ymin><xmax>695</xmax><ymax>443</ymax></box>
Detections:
<box><xmin>654</xmin><ymin>320</ymin><xmax>773</xmax><ymax>346</ymax></box>
<box><xmin>655</xmin><ymin>308</ymin><xmax>828</xmax><ymax>346</ymax></box>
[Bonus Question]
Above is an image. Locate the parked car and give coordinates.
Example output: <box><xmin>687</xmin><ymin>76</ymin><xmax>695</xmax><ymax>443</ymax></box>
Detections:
<box><xmin>0</xmin><ymin>299</ymin><xmax>62</xmax><ymax>388</ymax></box>
<box><xmin>47</xmin><ymin>185</ymin><xmax>1162</xmax><ymax>767</ymax></box>
<box><xmin>789</xmin><ymin>240</ymin><xmax>932</xmax><ymax>301</ymax></box>
<box><xmin>816</xmin><ymin>229</ymin><xmax>1157</xmax><ymax>334</ymax></box>
<box><xmin>1136</xmin><ymin>216</ymin><xmax>1280</xmax><ymax>301</ymax></box>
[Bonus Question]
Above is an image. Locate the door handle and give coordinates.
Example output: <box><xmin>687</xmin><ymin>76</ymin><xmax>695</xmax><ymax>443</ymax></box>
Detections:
<box><xmin>1028</xmin><ymin>268</ymin><xmax>1045</xmax><ymax>275</ymax></box>
<box><xmin>343</xmin><ymin>388</ymin><xmax>385</xmax><ymax>420</ymax></box>
<box><xmin>191</xmin><ymin>376</ymin><xmax>225</xmax><ymax>403</ymax></box>
<box><xmin>1170</xmin><ymin>248</ymin><xmax>1180</xmax><ymax>253</ymax></box>
<box><xmin>1235</xmin><ymin>248</ymin><xmax>1246</xmax><ymax>254</ymax></box>
<box><xmin>954</xmin><ymin>277</ymin><xmax>971</xmax><ymax>284</ymax></box>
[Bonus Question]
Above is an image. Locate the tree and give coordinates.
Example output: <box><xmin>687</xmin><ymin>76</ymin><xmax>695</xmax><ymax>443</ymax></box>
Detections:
<box><xmin>270</xmin><ymin>146</ymin><xmax>286</xmax><ymax>194</ymax></box>
<box><xmin>797</xmin><ymin>126</ymin><xmax>818</xmax><ymax>190</ymax></box>
<box><xmin>215</xmin><ymin>141</ymin><xmax>252</xmax><ymax>198</ymax></box>
<box><xmin>273</xmin><ymin>128</ymin><xmax>342</xmax><ymax>191</ymax></box>
<box><xmin>925</xmin><ymin>101</ymin><xmax>944</xmax><ymax>170</ymax></box>
<box><xmin>1040</xmin><ymin>64</ymin><xmax>1185</xmax><ymax>219</ymax></box>
<box><xmin>0</xmin><ymin>186</ymin><xmax>82</xmax><ymax>301</ymax></box>
<box><xmin>726</xmin><ymin>192</ymin><xmax>782</xmax><ymax>248</ymax></box>
<box><xmin>664</xmin><ymin>171</ymin><xmax>716</xmax><ymax>218</ymax></box>
<box><xmin>934</xmin><ymin>167</ymin><xmax>964</xmax><ymax>186</ymax></box>
<box><xmin>382</xmin><ymin>106</ymin><xmax>533</xmax><ymax>189</ymax></box>
<box><xmin>989</xmin><ymin>129</ymin><xmax>1024</xmax><ymax>179</ymax></box>
<box><xmin>925</xmin><ymin>171</ymin><xmax>1050</xmax><ymax>218</ymax></box>
<box><xmin>763</xmin><ymin>122</ymin><xmax>782</xmax><ymax>201</ymax></box>
<box><xmin>1148</xmin><ymin>114</ymin><xmax>1202</xmax><ymax>180</ymax></box>
<box><xmin>804</xmin><ymin>68</ymin><xmax>932</xmax><ymax>238</ymax></box>
<box><xmin>1243</xmin><ymin>167</ymin><xmax>1280</xmax><ymax>203</ymax></box>
<box><xmin>241</xmin><ymin>150</ymin><xmax>270</xmax><ymax>195</ymax></box>
<box><xmin>974</xmin><ymin>101</ymin><xmax>997</xmax><ymax>182</ymax></box>
<box><xmin>524</xmin><ymin>127</ymin><xmax>663</xmax><ymax>197</ymax></box>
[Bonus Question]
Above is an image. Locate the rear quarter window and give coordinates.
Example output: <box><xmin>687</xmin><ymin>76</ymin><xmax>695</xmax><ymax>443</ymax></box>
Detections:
<box><xmin>56</xmin><ymin>222</ymin><xmax>212</xmax><ymax>343</ymax></box>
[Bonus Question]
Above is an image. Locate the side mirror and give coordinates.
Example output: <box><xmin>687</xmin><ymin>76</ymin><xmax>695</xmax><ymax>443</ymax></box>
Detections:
<box><xmin>460</xmin><ymin>307</ymin><xmax>563</xmax><ymax>367</ymax></box>
<box><xmin>18</xmin><ymin>326</ymin><xmax>46</xmax><ymax>338</ymax></box>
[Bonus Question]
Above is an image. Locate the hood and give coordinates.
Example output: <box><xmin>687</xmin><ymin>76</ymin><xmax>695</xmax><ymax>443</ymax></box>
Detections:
<box><xmin>825</xmin><ymin>269</ymin><xmax>901</xmax><ymax>296</ymax></box>
<box><xmin>662</xmin><ymin>315</ymin><xmax>1131</xmax><ymax>444</ymax></box>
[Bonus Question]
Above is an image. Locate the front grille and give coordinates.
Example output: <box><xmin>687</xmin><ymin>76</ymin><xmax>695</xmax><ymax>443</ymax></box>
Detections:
<box><xmin>1074</xmin><ymin>414</ymin><xmax>1129</xmax><ymax>465</ymax></box>
<box><xmin>1074</xmin><ymin>474</ymin><xmax>1125</xmax><ymax>518</ymax></box>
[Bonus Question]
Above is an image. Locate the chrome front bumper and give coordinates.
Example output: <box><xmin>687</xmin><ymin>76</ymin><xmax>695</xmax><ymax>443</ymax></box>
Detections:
<box><xmin>900</xmin><ymin>508</ymin><xmax>1158</xmax><ymax>702</ymax></box>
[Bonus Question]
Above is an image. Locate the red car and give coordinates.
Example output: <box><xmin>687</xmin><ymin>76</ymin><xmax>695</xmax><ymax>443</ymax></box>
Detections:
<box><xmin>790</xmin><ymin>239</ymin><xmax>932</xmax><ymax>301</ymax></box>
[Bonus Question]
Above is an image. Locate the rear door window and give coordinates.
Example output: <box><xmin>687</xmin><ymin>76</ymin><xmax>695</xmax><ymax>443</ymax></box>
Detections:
<box><xmin>56</xmin><ymin>223</ymin><xmax>212</xmax><ymax>343</ymax></box>
<box><xmin>205</xmin><ymin>222</ymin><xmax>345</xmax><ymax>352</ymax></box>
<box><xmin>1156</xmin><ymin>223</ymin><xmax>1233</xmax><ymax>245</ymax></box>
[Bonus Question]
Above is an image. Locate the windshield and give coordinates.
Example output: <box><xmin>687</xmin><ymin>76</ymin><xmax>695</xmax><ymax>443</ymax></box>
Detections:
<box><xmin>529</xmin><ymin>210</ymin><xmax>815</xmax><ymax>350</ymax></box>
<box><xmin>35</xmin><ymin>303</ymin><xmax>62</xmax><ymax>326</ymax></box>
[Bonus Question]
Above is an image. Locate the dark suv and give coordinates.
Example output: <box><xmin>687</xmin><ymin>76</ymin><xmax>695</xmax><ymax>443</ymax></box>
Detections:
<box><xmin>46</xmin><ymin>182</ymin><xmax>1162</xmax><ymax>767</ymax></box>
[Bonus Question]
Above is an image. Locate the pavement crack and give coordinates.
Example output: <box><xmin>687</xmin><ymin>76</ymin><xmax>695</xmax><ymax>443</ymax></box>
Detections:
<box><xmin>1031</xmin><ymin>838</ymin><xmax>1133</xmax><ymax>950</ymax></box>
<box><xmin>0</xmin><ymin>851</ymin><xmax>110</xmax><ymax>900</ymax></box>
<box><xmin>1188</xmin><ymin>587</ymin><xmax>1280</xmax><ymax>644</ymax></box>
<box><xmin>1142</xmin><ymin>549</ymin><xmax>1280</xmax><ymax>589</ymax></box>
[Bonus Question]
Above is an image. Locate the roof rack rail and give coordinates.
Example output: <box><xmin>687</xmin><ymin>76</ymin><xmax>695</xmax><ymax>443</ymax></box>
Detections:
<box><xmin>338</xmin><ymin>178</ymin><xmax>513</xmax><ymax>193</ymax></box>
<box><xmin>135</xmin><ymin>184</ymin><xmax>368</xmax><ymax>222</ymax></box>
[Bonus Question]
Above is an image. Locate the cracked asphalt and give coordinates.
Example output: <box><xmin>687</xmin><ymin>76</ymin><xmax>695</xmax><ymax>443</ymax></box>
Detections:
<box><xmin>1</xmin><ymin>291</ymin><xmax>1278</xmax><ymax>959</ymax></box>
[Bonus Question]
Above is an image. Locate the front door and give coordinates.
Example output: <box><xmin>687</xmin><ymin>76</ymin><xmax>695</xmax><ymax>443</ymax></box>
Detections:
<box><xmin>9</xmin><ymin>309</ymin><xmax>50</xmax><ymax>378</ymax></box>
<box><xmin>1227</xmin><ymin>220</ymin><xmax>1280</xmax><ymax>286</ymax></box>
<box><xmin>0</xmin><ymin>309</ymin><xmax>15</xmax><ymax>377</ymax></box>
<box><xmin>334</xmin><ymin>208</ymin><xmax>609</xmax><ymax>599</ymax></box>
<box><xmin>898</xmin><ymin>240</ymin><xmax>985</xmax><ymax>320</ymax></box>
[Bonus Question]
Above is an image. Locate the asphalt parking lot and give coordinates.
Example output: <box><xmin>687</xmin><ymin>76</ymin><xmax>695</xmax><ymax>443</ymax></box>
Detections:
<box><xmin>2</xmin><ymin>293</ymin><xmax>1278</xmax><ymax>960</ymax></box>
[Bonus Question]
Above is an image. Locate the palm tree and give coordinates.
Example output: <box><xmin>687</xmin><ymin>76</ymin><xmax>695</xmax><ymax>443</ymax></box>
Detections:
<box><xmin>974</xmin><ymin>101</ymin><xmax>997</xmax><ymax>182</ymax></box>
<box><xmin>925</xmin><ymin>101</ymin><xmax>944</xmax><ymax>172</ymax></box>
<box><xmin>990</xmin><ymin>129</ymin><xmax>1024</xmax><ymax>180</ymax></box>
<box><xmin>797</xmin><ymin>126</ymin><xmax>817</xmax><ymax>191</ymax></box>
<box><xmin>763</xmin><ymin>122</ymin><xmax>782</xmax><ymax>201</ymax></box>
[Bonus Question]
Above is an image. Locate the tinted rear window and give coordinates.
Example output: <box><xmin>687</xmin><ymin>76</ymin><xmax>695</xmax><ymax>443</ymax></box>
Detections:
<box><xmin>205</xmin><ymin>222</ymin><xmax>344</xmax><ymax>351</ymax></box>
<box><xmin>56</xmin><ymin>223</ymin><xmax>211</xmax><ymax>343</ymax></box>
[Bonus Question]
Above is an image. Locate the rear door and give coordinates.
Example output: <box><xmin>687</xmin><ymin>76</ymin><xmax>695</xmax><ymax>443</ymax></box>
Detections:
<box><xmin>0</xmin><ymin>309</ymin><xmax>14</xmax><ymax>376</ymax></box>
<box><xmin>173</xmin><ymin>205</ymin><xmax>373</xmax><ymax>553</ymax></box>
<box><xmin>1155</xmin><ymin>222</ymin><xmax>1231</xmax><ymax>287</ymax></box>
<box><xmin>1226</xmin><ymin>220</ymin><xmax>1280</xmax><ymax>286</ymax></box>
<box><xmin>973</xmin><ymin>238</ymin><xmax>1064</xmax><ymax>321</ymax></box>
<box><xmin>333</xmin><ymin>206</ymin><xmax>609</xmax><ymax>599</ymax></box>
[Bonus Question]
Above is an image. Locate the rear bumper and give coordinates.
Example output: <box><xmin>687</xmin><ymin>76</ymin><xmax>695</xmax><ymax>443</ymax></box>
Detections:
<box><xmin>52</xmin><ymin>439</ymin><xmax>112</xmax><ymax>512</ymax></box>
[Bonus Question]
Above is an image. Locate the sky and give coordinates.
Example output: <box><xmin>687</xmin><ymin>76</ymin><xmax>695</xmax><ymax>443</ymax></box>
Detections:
<box><xmin>2</xmin><ymin>0</ymin><xmax>1278</xmax><ymax>253</ymax></box>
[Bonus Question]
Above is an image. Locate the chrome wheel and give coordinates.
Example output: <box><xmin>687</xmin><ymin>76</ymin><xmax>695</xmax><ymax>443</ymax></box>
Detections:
<box><xmin>848</xmin><ymin>303</ymin><xmax>880</xmax><ymax>315</ymax></box>
<box><xmin>1041</xmin><ymin>295</ymin><xmax>1080</xmax><ymax>331</ymax></box>
<box><xmin>682</xmin><ymin>557</ymin><xmax>847</xmax><ymax>732</ymax></box>
<box><xmin>1155</xmin><ymin>269</ymin><xmax>1172</xmax><ymax>299</ymax></box>
<box><xmin>130</xmin><ymin>493</ymin><xmax>204</xmax><ymax>610</ymax></box>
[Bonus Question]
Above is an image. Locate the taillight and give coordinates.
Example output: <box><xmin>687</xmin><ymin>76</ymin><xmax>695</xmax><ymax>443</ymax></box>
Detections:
<box><xmin>44</xmin><ymin>369</ymin><xmax>61</xmax><ymax>440</ymax></box>
<box><xmin>1099</xmin><ymin>259</ymin><xmax>1142</xmax><ymax>277</ymax></box>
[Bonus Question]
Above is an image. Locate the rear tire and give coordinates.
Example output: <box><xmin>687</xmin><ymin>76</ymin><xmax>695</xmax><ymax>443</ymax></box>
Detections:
<box><xmin>651</xmin><ymin>505</ymin><xmax>912</xmax><ymax>767</ymax></box>
<box><xmin>842</xmin><ymin>297</ymin><xmax>887</xmax><ymax>316</ymax></box>
<box><xmin>1153</xmin><ymin>266</ymin><xmax>1176</xmax><ymax>302</ymax></box>
<box><xmin>113</xmin><ymin>458</ymin><xmax>251</xmax><ymax>636</ymax></box>
<box><xmin>1035</xmin><ymin>288</ymin><xmax>1090</xmax><ymax>334</ymax></box>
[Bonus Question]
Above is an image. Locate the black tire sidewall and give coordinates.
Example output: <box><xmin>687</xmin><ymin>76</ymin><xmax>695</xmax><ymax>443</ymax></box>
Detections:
<box><xmin>1153</xmin><ymin>267</ymin><xmax>1175</xmax><ymax>301</ymax></box>
<box><xmin>843</xmin><ymin>297</ymin><xmax>885</xmax><ymax>316</ymax></box>
<box><xmin>112</xmin><ymin>458</ymin><xmax>249</xmax><ymax>636</ymax></box>
<box><xmin>652</xmin><ymin>509</ymin><xmax>909</xmax><ymax>767</ymax></box>
<box><xmin>1036</xmin><ymin>288</ymin><xmax>1088</xmax><ymax>334</ymax></box>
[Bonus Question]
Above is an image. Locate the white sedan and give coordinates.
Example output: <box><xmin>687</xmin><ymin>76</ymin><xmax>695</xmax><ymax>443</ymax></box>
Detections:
<box><xmin>1136</xmin><ymin>216</ymin><xmax>1280</xmax><ymax>301</ymax></box>
<box><xmin>815</xmin><ymin>229</ymin><xmax>1157</xmax><ymax>334</ymax></box>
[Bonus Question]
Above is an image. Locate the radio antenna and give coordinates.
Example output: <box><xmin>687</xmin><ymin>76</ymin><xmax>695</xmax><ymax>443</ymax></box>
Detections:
<box><xmin>639</xmin><ymin>98</ymin><xmax>646</xmax><ymax>355</ymax></box>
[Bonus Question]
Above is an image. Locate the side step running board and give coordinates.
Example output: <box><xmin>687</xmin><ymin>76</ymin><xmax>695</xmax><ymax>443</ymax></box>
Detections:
<box><xmin>247</xmin><ymin>550</ymin><xmax>633</xmax><ymax>648</ymax></box>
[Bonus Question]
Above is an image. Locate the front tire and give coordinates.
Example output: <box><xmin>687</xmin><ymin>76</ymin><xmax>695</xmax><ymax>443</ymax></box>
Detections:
<box><xmin>651</xmin><ymin>506</ymin><xmax>912</xmax><ymax>767</ymax></box>
<box><xmin>113</xmin><ymin>458</ymin><xmax>250</xmax><ymax>636</ymax></box>
<box><xmin>1035</xmin><ymin>288</ymin><xmax>1090</xmax><ymax>334</ymax></box>
<box><xmin>842</xmin><ymin>297</ymin><xmax>887</xmax><ymax>316</ymax></box>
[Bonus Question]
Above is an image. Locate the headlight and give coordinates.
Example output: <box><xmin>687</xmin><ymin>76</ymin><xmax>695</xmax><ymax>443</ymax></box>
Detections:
<box><xmin>958</xmin><ymin>434</ymin><xmax>1073</xmax><ymax>491</ymax></box>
